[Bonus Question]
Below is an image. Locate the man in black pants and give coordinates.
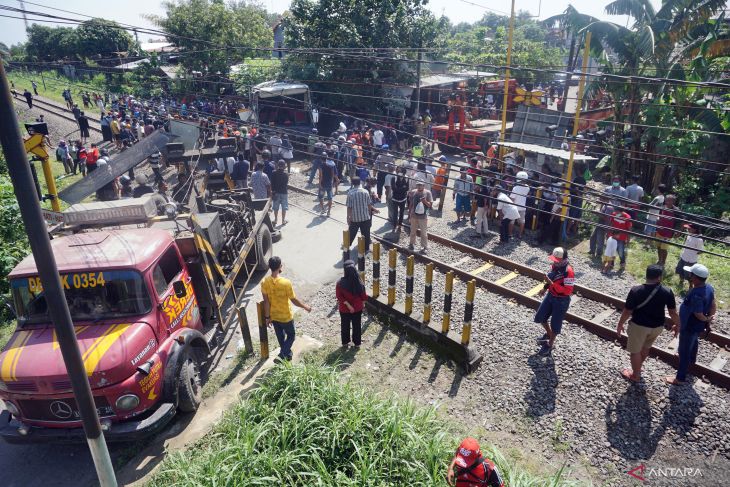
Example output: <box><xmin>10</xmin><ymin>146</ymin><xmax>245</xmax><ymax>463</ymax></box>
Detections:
<box><xmin>346</xmin><ymin>177</ymin><xmax>379</xmax><ymax>252</ymax></box>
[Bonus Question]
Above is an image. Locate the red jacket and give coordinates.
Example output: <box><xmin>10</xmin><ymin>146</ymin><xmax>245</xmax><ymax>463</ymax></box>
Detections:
<box><xmin>455</xmin><ymin>457</ymin><xmax>504</xmax><ymax>487</ymax></box>
<box><xmin>610</xmin><ymin>211</ymin><xmax>632</xmax><ymax>242</ymax></box>
<box><xmin>548</xmin><ymin>264</ymin><xmax>575</xmax><ymax>297</ymax></box>
<box><xmin>336</xmin><ymin>283</ymin><xmax>368</xmax><ymax>313</ymax></box>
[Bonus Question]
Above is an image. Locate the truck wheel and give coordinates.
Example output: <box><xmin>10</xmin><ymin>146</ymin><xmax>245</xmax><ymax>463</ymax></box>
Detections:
<box><xmin>255</xmin><ymin>225</ymin><xmax>273</xmax><ymax>271</ymax></box>
<box><xmin>177</xmin><ymin>349</ymin><xmax>202</xmax><ymax>413</ymax></box>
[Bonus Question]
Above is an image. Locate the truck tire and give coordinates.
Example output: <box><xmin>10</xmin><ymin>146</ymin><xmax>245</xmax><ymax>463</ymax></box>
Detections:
<box><xmin>255</xmin><ymin>225</ymin><xmax>273</xmax><ymax>271</ymax></box>
<box><xmin>177</xmin><ymin>349</ymin><xmax>202</xmax><ymax>413</ymax></box>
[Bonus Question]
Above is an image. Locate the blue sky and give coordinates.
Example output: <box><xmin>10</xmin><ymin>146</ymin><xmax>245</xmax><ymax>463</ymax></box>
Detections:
<box><xmin>0</xmin><ymin>0</ymin><xmax>662</xmax><ymax>47</ymax></box>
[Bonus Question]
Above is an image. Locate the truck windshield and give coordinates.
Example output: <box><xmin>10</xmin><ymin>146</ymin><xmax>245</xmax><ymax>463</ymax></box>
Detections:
<box><xmin>11</xmin><ymin>270</ymin><xmax>152</xmax><ymax>324</ymax></box>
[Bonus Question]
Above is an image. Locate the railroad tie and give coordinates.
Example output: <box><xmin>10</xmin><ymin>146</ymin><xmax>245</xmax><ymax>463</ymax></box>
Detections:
<box><xmin>494</xmin><ymin>272</ymin><xmax>519</xmax><ymax>285</ymax></box>
<box><xmin>593</xmin><ymin>308</ymin><xmax>615</xmax><ymax>324</ymax></box>
<box><xmin>470</xmin><ymin>262</ymin><xmax>493</xmax><ymax>276</ymax></box>
<box><xmin>709</xmin><ymin>350</ymin><xmax>729</xmax><ymax>372</ymax></box>
<box><xmin>525</xmin><ymin>283</ymin><xmax>544</xmax><ymax>297</ymax></box>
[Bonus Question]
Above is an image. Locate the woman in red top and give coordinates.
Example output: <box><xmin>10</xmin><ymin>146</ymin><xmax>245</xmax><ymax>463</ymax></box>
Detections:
<box><xmin>336</xmin><ymin>260</ymin><xmax>368</xmax><ymax>347</ymax></box>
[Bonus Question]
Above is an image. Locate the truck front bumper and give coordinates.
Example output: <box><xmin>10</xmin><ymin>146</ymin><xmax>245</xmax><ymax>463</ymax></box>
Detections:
<box><xmin>0</xmin><ymin>402</ymin><xmax>177</xmax><ymax>444</ymax></box>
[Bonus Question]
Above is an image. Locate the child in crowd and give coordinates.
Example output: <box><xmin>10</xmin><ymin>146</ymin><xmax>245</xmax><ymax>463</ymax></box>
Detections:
<box><xmin>602</xmin><ymin>233</ymin><xmax>618</xmax><ymax>274</ymax></box>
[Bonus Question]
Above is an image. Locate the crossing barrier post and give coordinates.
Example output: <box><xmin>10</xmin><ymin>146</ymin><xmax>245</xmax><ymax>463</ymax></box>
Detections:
<box><xmin>405</xmin><ymin>255</ymin><xmax>414</xmax><ymax>315</ymax></box>
<box><xmin>423</xmin><ymin>262</ymin><xmax>433</xmax><ymax>324</ymax></box>
<box><xmin>342</xmin><ymin>230</ymin><xmax>350</xmax><ymax>271</ymax></box>
<box><xmin>256</xmin><ymin>301</ymin><xmax>269</xmax><ymax>360</ymax></box>
<box><xmin>387</xmin><ymin>248</ymin><xmax>397</xmax><ymax>306</ymax></box>
<box><xmin>357</xmin><ymin>236</ymin><xmax>366</xmax><ymax>282</ymax></box>
<box><xmin>461</xmin><ymin>280</ymin><xmax>476</xmax><ymax>345</ymax></box>
<box><xmin>372</xmin><ymin>242</ymin><xmax>381</xmax><ymax>297</ymax></box>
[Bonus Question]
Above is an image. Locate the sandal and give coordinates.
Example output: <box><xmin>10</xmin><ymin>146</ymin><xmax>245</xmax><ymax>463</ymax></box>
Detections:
<box><xmin>621</xmin><ymin>368</ymin><xmax>641</xmax><ymax>383</ymax></box>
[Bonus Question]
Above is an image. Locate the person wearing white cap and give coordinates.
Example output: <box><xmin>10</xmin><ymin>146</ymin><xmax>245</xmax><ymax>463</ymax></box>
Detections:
<box><xmin>534</xmin><ymin>247</ymin><xmax>575</xmax><ymax>355</ymax></box>
<box><xmin>666</xmin><ymin>263</ymin><xmax>716</xmax><ymax>385</ymax></box>
<box><xmin>408</xmin><ymin>178</ymin><xmax>433</xmax><ymax>253</ymax></box>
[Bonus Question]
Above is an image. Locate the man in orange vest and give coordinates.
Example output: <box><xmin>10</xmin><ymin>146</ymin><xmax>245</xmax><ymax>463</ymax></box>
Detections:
<box><xmin>534</xmin><ymin>247</ymin><xmax>575</xmax><ymax>355</ymax></box>
<box><xmin>447</xmin><ymin>437</ymin><xmax>504</xmax><ymax>487</ymax></box>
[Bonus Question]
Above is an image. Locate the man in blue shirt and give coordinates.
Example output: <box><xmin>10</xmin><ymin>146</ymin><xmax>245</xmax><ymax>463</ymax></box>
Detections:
<box><xmin>666</xmin><ymin>264</ymin><xmax>716</xmax><ymax>385</ymax></box>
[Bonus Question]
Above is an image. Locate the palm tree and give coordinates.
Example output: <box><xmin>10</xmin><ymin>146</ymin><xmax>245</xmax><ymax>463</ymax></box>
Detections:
<box><xmin>542</xmin><ymin>5</ymin><xmax>598</xmax><ymax>113</ymax></box>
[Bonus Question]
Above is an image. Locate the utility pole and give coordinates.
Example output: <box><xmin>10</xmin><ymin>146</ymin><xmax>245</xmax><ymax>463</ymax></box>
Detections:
<box><xmin>498</xmin><ymin>0</ymin><xmax>516</xmax><ymax>162</ymax></box>
<box><xmin>414</xmin><ymin>43</ymin><xmax>422</xmax><ymax>119</ymax></box>
<box><xmin>560</xmin><ymin>31</ymin><xmax>592</xmax><ymax>239</ymax></box>
<box><xmin>0</xmin><ymin>62</ymin><xmax>117</xmax><ymax>487</ymax></box>
<box><xmin>18</xmin><ymin>1</ymin><xmax>29</xmax><ymax>30</ymax></box>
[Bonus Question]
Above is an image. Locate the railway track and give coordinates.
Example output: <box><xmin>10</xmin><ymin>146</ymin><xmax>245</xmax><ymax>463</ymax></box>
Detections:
<box><xmin>12</xmin><ymin>94</ymin><xmax>102</xmax><ymax>133</ymax></box>
<box><xmin>288</xmin><ymin>183</ymin><xmax>730</xmax><ymax>389</ymax></box>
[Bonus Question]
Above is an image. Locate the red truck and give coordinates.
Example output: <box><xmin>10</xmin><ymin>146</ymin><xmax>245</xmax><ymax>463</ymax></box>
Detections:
<box><xmin>0</xmin><ymin>191</ymin><xmax>273</xmax><ymax>443</ymax></box>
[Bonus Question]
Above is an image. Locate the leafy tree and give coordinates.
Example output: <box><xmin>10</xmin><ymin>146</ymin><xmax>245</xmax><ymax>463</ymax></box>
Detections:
<box><xmin>75</xmin><ymin>18</ymin><xmax>138</xmax><ymax>61</ymax></box>
<box><xmin>149</xmin><ymin>0</ymin><xmax>273</xmax><ymax>77</ymax></box>
<box><xmin>583</xmin><ymin>0</ymin><xmax>728</xmax><ymax>178</ymax></box>
<box><xmin>444</xmin><ymin>19</ymin><xmax>565</xmax><ymax>84</ymax></box>
<box><xmin>232</xmin><ymin>59</ymin><xmax>282</xmax><ymax>95</ymax></box>
<box><xmin>283</xmin><ymin>0</ymin><xmax>448</xmax><ymax>114</ymax></box>
<box><xmin>9</xmin><ymin>43</ymin><xmax>26</xmax><ymax>61</ymax></box>
<box><xmin>25</xmin><ymin>24</ymin><xmax>78</xmax><ymax>61</ymax></box>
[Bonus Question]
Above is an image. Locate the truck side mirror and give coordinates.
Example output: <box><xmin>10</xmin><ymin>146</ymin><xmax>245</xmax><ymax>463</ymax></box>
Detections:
<box><xmin>172</xmin><ymin>280</ymin><xmax>187</xmax><ymax>299</ymax></box>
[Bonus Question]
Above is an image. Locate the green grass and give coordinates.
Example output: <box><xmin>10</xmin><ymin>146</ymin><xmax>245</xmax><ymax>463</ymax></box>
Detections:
<box><xmin>149</xmin><ymin>362</ymin><xmax>581</xmax><ymax>486</ymax></box>
<box><xmin>7</xmin><ymin>71</ymin><xmax>71</xmax><ymax>105</ymax></box>
<box><xmin>201</xmin><ymin>349</ymin><xmax>253</xmax><ymax>400</ymax></box>
<box><xmin>626</xmin><ymin>240</ymin><xmax>729</xmax><ymax>309</ymax></box>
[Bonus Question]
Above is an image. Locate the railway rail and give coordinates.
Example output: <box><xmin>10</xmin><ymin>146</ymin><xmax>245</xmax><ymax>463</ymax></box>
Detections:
<box><xmin>288</xmin><ymin>183</ymin><xmax>730</xmax><ymax>390</ymax></box>
<box><xmin>12</xmin><ymin>93</ymin><xmax>102</xmax><ymax>134</ymax></box>
<box><xmin>21</xmin><ymin>95</ymin><xmax>730</xmax><ymax>388</ymax></box>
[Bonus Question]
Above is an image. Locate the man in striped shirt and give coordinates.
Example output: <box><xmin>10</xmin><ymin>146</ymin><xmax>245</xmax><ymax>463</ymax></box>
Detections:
<box><xmin>346</xmin><ymin>177</ymin><xmax>378</xmax><ymax>252</ymax></box>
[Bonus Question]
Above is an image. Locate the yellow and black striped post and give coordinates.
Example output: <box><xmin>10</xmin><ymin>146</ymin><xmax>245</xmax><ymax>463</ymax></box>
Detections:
<box><xmin>531</xmin><ymin>187</ymin><xmax>542</xmax><ymax>231</ymax></box>
<box><xmin>372</xmin><ymin>242</ymin><xmax>381</xmax><ymax>297</ymax></box>
<box><xmin>405</xmin><ymin>255</ymin><xmax>415</xmax><ymax>315</ymax></box>
<box><xmin>423</xmin><ymin>262</ymin><xmax>434</xmax><ymax>324</ymax></box>
<box><xmin>461</xmin><ymin>280</ymin><xmax>476</xmax><ymax>345</ymax></box>
<box><xmin>387</xmin><ymin>248</ymin><xmax>397</xmax><ymax>306</ymax></box>
<box><xmin>342</xmin><ymin>230</ymin><xmax>350</xmax><ymax>270</ymax></box>
<box><xmin>357</xmin><ymin>236</ymin><xmax>366</xmax><ymax>282</ymax></box>
<box><xmin>442</xmin><ymin>271</ymin><xmax>454</xmax><ymax>333</ymax></box>
<box><xmin>256</xmin><ymin>301</ymin><xmax>269</xmax><ymax>360</ymax></box>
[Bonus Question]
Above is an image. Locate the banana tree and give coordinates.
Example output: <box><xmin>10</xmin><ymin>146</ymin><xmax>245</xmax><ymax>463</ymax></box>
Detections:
<box><xmin>582</xmin><ymin>0</ymin><xmax>728</xmax><ymax>180</ymax></box>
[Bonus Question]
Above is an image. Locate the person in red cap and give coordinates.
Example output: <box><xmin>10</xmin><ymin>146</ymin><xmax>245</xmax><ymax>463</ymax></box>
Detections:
<box><xmin>534</xmin><ymin>247</ymin><xmax>575</xmax><ymax>355</ymax></box>
<box><xmin>447</xmin><ymin>437</ymin><xmax>504</xmax><ymax>487</ymax></box>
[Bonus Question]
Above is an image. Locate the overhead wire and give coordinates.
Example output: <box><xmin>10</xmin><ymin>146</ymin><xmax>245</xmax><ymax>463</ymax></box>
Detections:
<box><xmin>12</xmin><ymin>67</ymin><xmax>730</xmax><ymax>234</ymax></box>
<box><xmin>15</xmin><ymin>77</ymin><xmax>730</xmax><ymax>254</ymax></box>
<box><xmin>5</xmin><ymin>3</ymin><xmax>730</xmax><ymax>92</ymax></box>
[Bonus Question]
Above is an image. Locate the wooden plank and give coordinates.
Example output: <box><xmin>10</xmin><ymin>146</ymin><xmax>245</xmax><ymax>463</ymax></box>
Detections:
<box><xmin>470</xmin><ymin>262</ymin><xmax>493</xmax><ymax>275</ymax></box>
<box><xmin>494</xmin><ymin>272</ymin><xmax>518</xmax><ymax>285</ymax></box>
<box><xmin>666</xmin><ymin>337</ymin><xmax>679</xmax><ymax>353</ymax></box>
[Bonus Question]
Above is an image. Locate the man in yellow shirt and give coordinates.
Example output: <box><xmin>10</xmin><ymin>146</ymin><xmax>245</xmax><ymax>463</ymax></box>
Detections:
<box><xmin>261</xmin><ymin>256</ymin><xmax>312</xmax><ymax>361</ymax></box>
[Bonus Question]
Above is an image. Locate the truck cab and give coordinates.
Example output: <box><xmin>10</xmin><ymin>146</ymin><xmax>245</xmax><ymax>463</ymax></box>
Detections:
<box><xmin>0</xmin><ymin>192</ymin><xmax>273</xmax><ymax>443</ymax></box>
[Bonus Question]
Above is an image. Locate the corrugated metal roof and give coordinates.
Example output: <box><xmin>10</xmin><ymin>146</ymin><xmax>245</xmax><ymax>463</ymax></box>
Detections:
<box><xmin>418</xmin><ymin>74</ymin><xmax>470</xmax><ymax>88</ymax></box>
<box><xmin>498</xmin><ymin>141</ymin><xmax>597</xmax><ymax>161</ymax></box>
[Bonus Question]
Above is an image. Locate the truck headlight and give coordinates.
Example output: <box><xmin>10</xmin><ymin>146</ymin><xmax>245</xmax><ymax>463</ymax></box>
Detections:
<box><xmin>4</xmin><ymin>401</ymin><xmax>20</xmax><ymax>416</ymax></box>
<box><xmin>115</xmin><ymin>394</ymin><xmax>140</xmax><ymax>411</ymax></box>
